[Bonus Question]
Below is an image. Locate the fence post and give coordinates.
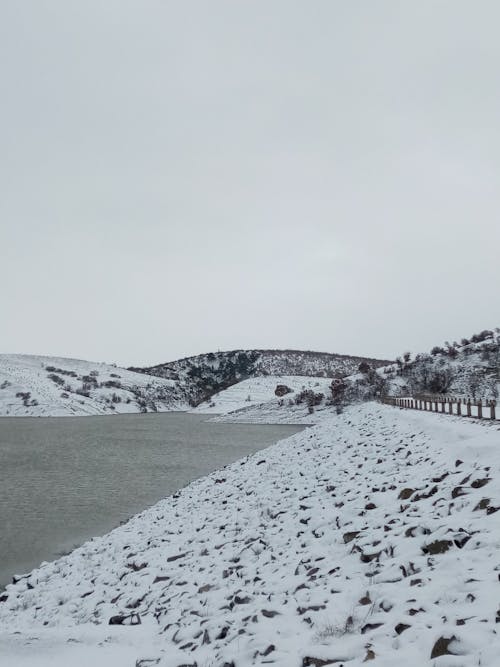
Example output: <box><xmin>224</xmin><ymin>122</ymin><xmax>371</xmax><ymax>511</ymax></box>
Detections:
<box><xmin>457</xmin><ymin>399</ymin><xmax>461</xmax><ymax>416</ymax></box>
<box><xmin>467</xmin><ymin>399</ymin><xmax>471</xmax><ymax>417</ymax></box>
<box><xmin>478</xmin><ymin>400</ymin><xmax>482</xmax><ymax>419</ymax></box>
<box><xmin>491</xmin><ymin>400</ymin><xmax>496</xmax><ymax>421</ymax></box>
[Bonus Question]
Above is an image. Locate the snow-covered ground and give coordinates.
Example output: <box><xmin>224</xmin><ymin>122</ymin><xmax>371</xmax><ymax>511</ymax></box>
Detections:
<box><xmin>192</xmin><ymin>375</ymin><xmax>333</xmax><ymax>417</ymax></box>
<box><xmin>1</xmin><ymin>402</ymin><xmax>499</xmax><ymax>666</ymax></box>
<box><xmin>0</xmin><ymin>354</ymin><xmax>184</xmax><ymax>416</ymax></box>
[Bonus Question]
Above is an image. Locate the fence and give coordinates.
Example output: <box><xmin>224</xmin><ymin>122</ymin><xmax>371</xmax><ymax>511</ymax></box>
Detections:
<box><xmin>381</xmin><ymin>394</ymin><xmax>497</xmax><ymax>420</ymax></box>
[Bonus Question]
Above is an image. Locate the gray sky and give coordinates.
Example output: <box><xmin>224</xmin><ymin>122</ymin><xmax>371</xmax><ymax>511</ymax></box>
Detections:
<box><xmin>1</xmin><ymin>1</ymin><xmax>499</xmax><ymax>366</ymax></box>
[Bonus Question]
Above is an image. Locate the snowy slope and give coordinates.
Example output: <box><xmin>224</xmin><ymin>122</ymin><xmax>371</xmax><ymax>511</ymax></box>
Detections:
<box><xmin>0</xmin><ymin>354</ymin><xmax>185</xmax><ymax>417</ymax></box>
<box><xmin>192</xmin><ymin>375</ymin><xmax>334</xmax><ymax>415</ymax></box>
<box><xmin>1</xmin><ymin>403</ymin><xmax>499</xmax><ymax>666</ymax></box>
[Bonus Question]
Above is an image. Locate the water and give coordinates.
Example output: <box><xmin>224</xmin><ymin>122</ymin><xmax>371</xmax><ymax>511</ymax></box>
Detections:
<box><xmin>0</xmin><ymin>412</ymin><xmax>303</xmax><ymax>589</ymax></box>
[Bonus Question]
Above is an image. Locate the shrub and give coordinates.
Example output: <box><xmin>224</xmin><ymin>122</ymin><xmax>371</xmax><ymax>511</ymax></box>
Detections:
<box><xmin>101</xmin><ymin>380</ymin><xmax>122</xmax><ymax>389</ymax></box>
<box><xmin>47</xmin><ymin>373</ymin><xmax>65</xmax><ymax>386</ymax></box>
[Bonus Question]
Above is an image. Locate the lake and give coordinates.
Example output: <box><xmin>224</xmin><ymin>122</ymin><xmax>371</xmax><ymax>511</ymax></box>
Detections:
<box><xmin>0</xmin><ymin>412</ymin><xmax>303</xmax><ymax>589</ymax></box>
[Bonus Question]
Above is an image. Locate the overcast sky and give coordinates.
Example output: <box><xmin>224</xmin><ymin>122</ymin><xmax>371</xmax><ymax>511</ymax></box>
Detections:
<box><xmin>1</xmin><ymin>1</ymin><xmax>499</xmax><ymax>366</ymax></box>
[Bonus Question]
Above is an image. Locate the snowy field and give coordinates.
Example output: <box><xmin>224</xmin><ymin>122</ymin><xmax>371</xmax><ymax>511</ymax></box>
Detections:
<box><xmin>0</xmin><ymin>354</ymin><xmax>183</xmax><ymax>416</ymax></box>
<box><xmin>1</xmin><ymin>403</ymin><xmax>499</xmax><ymax>666</ymax></box>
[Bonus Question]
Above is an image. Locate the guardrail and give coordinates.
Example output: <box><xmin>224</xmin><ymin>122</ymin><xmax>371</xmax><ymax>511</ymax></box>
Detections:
<box><xmin>381</xmin><ymin>394</ymin><xmax>497</xmax><ymax>420</ymax></box>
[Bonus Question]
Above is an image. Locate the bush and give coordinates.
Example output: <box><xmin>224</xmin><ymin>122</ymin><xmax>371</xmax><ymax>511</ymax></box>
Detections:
<box><xmin>295</xmin><ymin>389</ymin><xmax>324</xmax><ymax>407</ymax></box>
<box><xmin>47</xmin><ymin>373</ymin><xmax>65</xmax><ymax>386</ymax></box>
<box><xmin>101</xmin><ymin>380</ymin><xmax>122</xmax><ymax>389</ymax></box>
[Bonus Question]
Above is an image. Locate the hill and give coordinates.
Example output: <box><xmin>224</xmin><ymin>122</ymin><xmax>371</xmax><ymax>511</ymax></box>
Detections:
<box><xmin>131</xmin><ymin>348</ymin><xmax>392</xmax><ymax>407</ymax></box>
<box><xmin>380</xmin><ymin>328</ymin><xmax>500</xmax><ymax>401</ymax></box>
<box><xmin>0</xmin><ymin>355</ymin><xmax>185</xmax><ymax>417</ymax></box>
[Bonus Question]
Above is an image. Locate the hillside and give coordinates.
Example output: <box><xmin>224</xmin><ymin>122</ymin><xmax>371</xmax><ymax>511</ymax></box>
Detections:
<box><xmin>0</xmin><ymin>347</ymin><xmax>392</xmax><ymax>418</ymax></box>
<box><xmin>132</xmin><ymin>349</ymin><xmax>392</xmax><ymax>407</ymax></box>
<box><xmin>0</xmin><ymin>355</ymin><xmax>185</xmax><ymax>417</ymax></box>
<box><xmin>191</xmin><ymin>375</ymin><xmax>334</xmax><ymax>417</ymax></box>
<box><xmin>2</xmin><ymin>403</ymin><xmax>499</xmax><ymax>666</ymax></box>
<box><xmin>380</xmin><ymin>328</ymin><xmax>500</xmax><ymax>401</ymax></box>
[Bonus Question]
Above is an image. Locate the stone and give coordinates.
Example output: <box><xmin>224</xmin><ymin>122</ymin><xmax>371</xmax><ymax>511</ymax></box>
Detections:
<box><xmin>430</xmin><ymin>635</ymin><xmax>457</xmax><ymax>659</ymax></box>
<box><xmin>422</xmin><ymin>539</ymin><xmax>453</xmax><ymax>555</ymax></box>
<box><xmin>395</xmin><ymin>623</ymin><xmax>411</xmax><ymax>634</ymax></box>
<box><xmin>343</xmin><ymin>531</ymin><xmax>360</xmax><ymax>543</ymax></box>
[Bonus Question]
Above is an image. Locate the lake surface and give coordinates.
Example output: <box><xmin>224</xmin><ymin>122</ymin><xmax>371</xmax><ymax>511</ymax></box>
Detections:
<box><xmin>0</xmin><ymin>412</ymin><xmax>303</xmax><ymax>590</ymax></box>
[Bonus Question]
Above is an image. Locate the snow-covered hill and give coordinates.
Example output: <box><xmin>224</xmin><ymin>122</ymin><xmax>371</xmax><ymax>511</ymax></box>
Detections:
<box><xmin>132</xmin><ymin>349</ymin><xmax>392</xmax><ymax>406</ymax></box>
<box><xmin>0</xmin><ymin>355</ymin><xmax>185</xmax><ymax>417</ymax></box>
<box><xmin>1</xmin><ymin>403</ymin><xmax>499</xmax><ymax>666</ymax></box>
<box><xmin>381</xmin><ymin>329</ymin><xmax>500</xmax><ymax>401</ymax></box>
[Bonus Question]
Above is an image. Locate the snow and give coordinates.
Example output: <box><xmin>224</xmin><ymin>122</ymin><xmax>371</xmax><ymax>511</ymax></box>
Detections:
<box><xmin>0</xmin><ymin>354</ymin><xmax>185</xmax><ymax>417</ymax></box>
<box><xmin>1</xmin><ymin>402</ymin><xmax>499</xmax><ymax>666</ymax></box>
<box><xmin>191</xmin><ymin>375</ymin><xmax>333</xmax><ymax>416</ymax></box>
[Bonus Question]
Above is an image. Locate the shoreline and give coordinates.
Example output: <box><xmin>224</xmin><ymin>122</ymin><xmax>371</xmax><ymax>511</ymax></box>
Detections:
<box><xmin>2</xmin><ymin>403</ymin><xmax>499</xmax><ymax>665</ymax></box>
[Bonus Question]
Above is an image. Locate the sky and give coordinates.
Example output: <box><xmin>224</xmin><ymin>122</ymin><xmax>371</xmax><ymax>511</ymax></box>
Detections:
<box><xmin>1</xmin><ymin>1</ymin><xmax>499</xmax><ymax>367</ymax></box>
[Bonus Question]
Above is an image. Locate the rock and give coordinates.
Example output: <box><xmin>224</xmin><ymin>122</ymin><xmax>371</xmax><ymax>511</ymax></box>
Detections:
<box><xmin>197</xmin><ymin>584</ymin><xmax>213</xmax><ymax>593</ymax></box>
<box><xmin>422</xmin><ymin>539</ymin><xmax>453</xmax><ymax>555</ymax></box>
<box><xmin>275</xmin><ymin>384</ymin><xmax>293</xmax><ymax>397</ymax></box>
<box><xmin>0</xmin><ymin>594</ymin><xmax>8</xmax><ymax>603</ymax></box>
<box><xmin>261</xmin><ymin>609</ymin><xmax>280</xmax><ymax>617</ymax></box>
<box><xmin>109</xmin><ymin>613</ymin><xmax>141</xmax><ymax>625</ymax></box>
<box><xmin>395</xmin><ymin>623</ymin><xmax>411</xmax><ymax>634</ymax></box>
<box><xmin>233</xmin><ymin>595</ymin><xmax>251</xmax><ymax>605</ymax></box>
<box><xmin>127</xmin><ymin>561</ymin><xmax>147</xmax><ymax>571</ymax></box>
<box><xmin>167</xmin><ymin>552</ymin><xmax>187</xmax><ymax>562</ymax></box>
<box><xmin>365</xmin><ymin>503</ymin><xmax>377</xmax><ymax>510</ymax></box>
<box><xmin>398</xmin><ymin>488</ymin><xmax>414</xmax><ymax>500</ymax></box>
<box><xmin>361</xmin><ymin>622</ymin><xmax>384</xmax><ymax>634</ymax></box>
<box><xmin>302</xmin><ymin>658</ymin><xmax>342</xmax><ymax>666</ymax></box>
<box><xmin>430</xmin><ymin>635</ymin><xmax>458</xmax><ymax>659</ymax></box>
<box><xmin>343</xmin><ymin>531</ymin><xmax>360</xmax><ymax>543</ymax></box>
<box><xmin>360</xmin><ymin>551</ymin><xmax>381</xmax><ymax>563</ymax></box>
<box><xmin>408</xmin><ymin>607</ymin><xmax>424</xmax><ymax>615</ymax></box>
<box><xmin>471</xmin><ymin>478</ymin><xmax>490</xmax><ymax>489</ymax></box>
<box><xmin>363</xmin><ymin>649</ymin><xmax>376</xmax><ymax>661</ymax></box>
<box><xmin>473</xmin><ymin>498</ymin><xmax>490</xmax><ymax>511</ymax></box>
